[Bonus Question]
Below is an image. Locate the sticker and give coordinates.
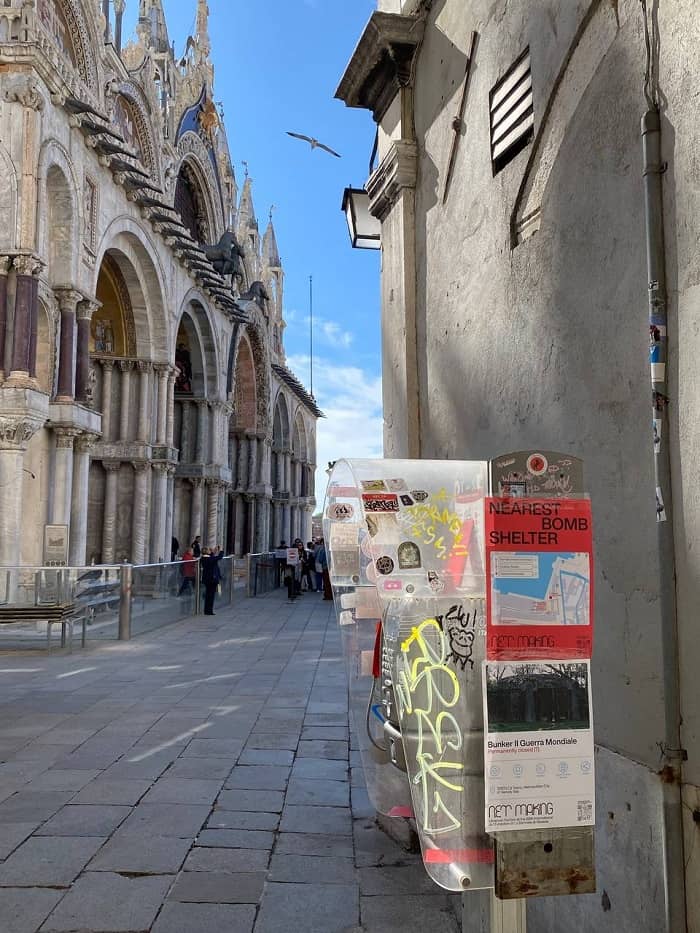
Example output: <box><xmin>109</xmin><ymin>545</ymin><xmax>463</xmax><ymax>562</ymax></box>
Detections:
<box><xmin>387</xmin><ymin>478</ymin><xmax>408</xmax><ymax>492</ymax></box>
<box><xmin>405</xmin><ymin>584</ymin><xmax>415</xmax><ymax>594</ymax></box>
<box><xmin>398</xmin><ymin>541</ymin><xmax>422</xmax><ymax>570</ymax></box>
<box><xmin>339</xmin><ymin>610</ymin><xmax>354</xmax><ymax>626</ymax></box>
<box><xmin>653</xmin><ymin>418</ymin><xmax>662</xmax><ymax>454</ymax></box>
<box><xmin>362</xmin><ymin>479</ymin><xmax>387</xmax><ymax>492</ymax></box>
<box><xmin>328</xmin><ymin>485</ymin><xmax>358</xmax><ymax>497</ymax></box>
<box><xmin>375</xmin><ymin>556</ymin><xmax>395</xmax><ymax>576</ymax></box>
<box><xmin>360</xmin><ymin>534</ymin><xmax>373</xmax><ymax>558</ymax></box>
<box><xmin>650</xmin><ymin>344</ymin><xmax>661</xmax><ymax>364</ymax></box>
<box><xmin>651</xmin><ymin>363</ymin><xmax>666</xmax><ymax>382</ymax></box>
<box><xmin>496</xmin><ymin>457</ymin><xmax>516</xmax><ymax>468</ymax></box>
<box><xmin>500</xmin><ymin>481</ymin><xmax>527</xmax><ymax>498</ymax></box>
<box><xmin>411</xmin><ymin>490</ymin><xmax>429</xmax><ymax>502</ymax></box>
<box><xmin>483</xmin><ymin>659</ymin><xmax>595</xmax><ymax>832</ymax></box>
<box><xmin>364</xmin><ymin>562</ymin><xmax>377</xmax><ymax>584</ymax></box>
<box><xmin>351</xmin><ymin>574</ymin><xmax>360</xmax><ymax>584</ymax></box>
<box><xmin>327</xmin><ymin>502</ymin><xmax>354</xmax><ymax>521</ymax></box>
<box><xmin>400</xmin><ymin>494</ymin><xmax>414</xmax><ymax>507</ymax></box>
<box><xmin>427</xmin><ymin>570</ymin><xmax>445</xmax><ymax>593</ymax></box>
<box><xmin>526</xmin><ymin>453</ymin><xmax>548</xmax><ymax>476</ymax></box>
<box><xmin>366</xmin><ymin>514</ymin><xmax>399</xmax><ymax>538</ymax></box>
<box><xmin>362</xmin><ymin>493</ymin><xmax>400</xmax><ymax>513</ymax></box>
<box><xmin>656</xmin><ymin>487</ymin><xmax>667</xmax><ymax>522</ymax></box>
<box><xmin>650</xmin><ymin>323</ymin><xmax>666</xmax><ymax>341</ymax></box>
<box><xmin>384</xmin><ymin>580</ymin><xmax>403</xmax><ymax>591</ymax></box>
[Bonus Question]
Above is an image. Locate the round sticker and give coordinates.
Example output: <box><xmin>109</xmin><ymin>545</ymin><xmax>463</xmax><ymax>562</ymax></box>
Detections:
<box><xmin>405</xmin><ymin>584</ymin><xmax>415</xmax><ymax>595</ymax></box>
<box><xmin>411</xmin><ymin>490</ymin><xmax>429</xmax><ymax>502</ymax></box>
<box><xmin>327</xmin><ymin>502</ymin><xmax>354</xmax><ymax>521</ymax></box>
<box><xmin>526</xmin><ymin>453</ymin><xmax>548</xmax><ymax>476</ymax></box>
<box><xmin>376</xmin><ymin>556</ymin><xmax>395</xmax><ymax>576</ymax></box>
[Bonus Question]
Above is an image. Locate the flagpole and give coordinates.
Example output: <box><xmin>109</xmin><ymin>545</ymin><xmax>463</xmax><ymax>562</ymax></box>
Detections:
<box><xmin>309</xmin><ymin>274</ymin><xmax>314</xmax><ymax>397</ymax></box>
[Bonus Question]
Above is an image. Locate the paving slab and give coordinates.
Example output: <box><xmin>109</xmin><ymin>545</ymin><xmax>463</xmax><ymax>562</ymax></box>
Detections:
<box><xmin>166</xmin><ymin>756</ymin><xmax>234</xmax><ymax>780</ymax></box>
<box><xmin>142</xmin><ymin>777</ymin><xmax>224</xmax><ymax>804</ymax></box>
<box><xmin>40</xmin><ymin>871</ymin><xmax>172</xmax><ymax>932</ymax></box>
<box><xmin>297</xmin><ymin>739</ymin><xmax>349</xmax><ymax>760</ymax></box>
<box><xmin>181</xmin><ymin>738</ymin><xmax>244</xmax><ymax>759</ymax></box>
<box><xmin>290</xmin><ymin>757</ymin><xmax>349</xmax><ymax>782</ymax></box>
<box><xmin>26</xmin><ymin>769</ymin><xmax>100</xmax><ymax>791</ymax></box>
<box><xmin>285</xmin><ymin>778</ymin><xmax>350</xmax><ymax>808</ymax></box>
<box><xmin>0</xmin><ymin>823</ymin><xmax>39</xmax><ymax>859</ymax></box>
<box><xmin>217</xmin><ymin>788</ymin><xmax>285</xmax><ymax>812</ymax></box>
<box><xmin>245</xmin><ymin>732</ymin><xmax>299</xmax><ymax>750</ymax></box>
<box><xmin>280</xmin><ymin>804</ymin><xmax>353</xmax><ymax>836</ymax></box>
<box><xmin>0</xmin><ymin>835</ymin><xmax>105</xmax><ymax>887</ymax></box>
<box><xmin>197</xmin><ymin>828</ymin><xmax>275</xmax><ymax>849</ymax></box>
<box><xmin>0</xmin><ymin>791</ymin><xmax>74</xmax><ymax>824</ymax></box>
<box><xmin>359</xmin><ymin>894</ymin><xmax>461</xmax><ymax>932</ymax></box>
<box><xmin>169</xmin><ymin>869</ymin><xmax>266</xmax><ymax>903</ymax></box>
<box><xmin>255</xmin><ymin>881</ymin><xmax>359</xmax><ymax>933</ymax></box>
<box><xmin>118</xmin><ymin>802</ymin><xmax>210</xmax><ymax>837</ymax></box>
<box><xmin>268</xmin><ymin>852</ymin><xmax>356</xmax><ymax>885</ymax></box>
<box><xmin>71</xmin><ymin>778</ymin><xmax>152</xmax><ymax>805</ymax></box>
<box><xmin>34</xmin><ymin>804</ymin><xmax>130</xmax><ymax>837</ymax></box>
<box><xmin>0</xmin><ymin>887</ymin><xmax>64</xmax><ymax>933</ymax></box>
<box><xmin>151</xmin><ymin>902</ymin><xmax>256</xmax><ymax>933</ymax></box>
<box><xmin>87</xmin><ymin>833</ymin><xmax>192</xmax><ymax>874</ymax></box>
<box><xmin>225</xmin><ymin>765</ymin><xmax>290</xmax><ymax>791</ymax></box>
<box><xmin>184</xmin><ymin>846</ymin><xmax>270</xmax><ymax>872</ymax></box>
<box><xmin>208</xmin><ymin>809</ymin><xmax>279</xmax><ymax>831</ymax></box>
<box><xmin>237</xmin><ymin>748</ymin><xmax>294</xmax><ymax>766</ymax></box>
<box><xmin>274</xmin><ymin>832</ymin><xmax>355</xmax><ymax>859</ymax></box>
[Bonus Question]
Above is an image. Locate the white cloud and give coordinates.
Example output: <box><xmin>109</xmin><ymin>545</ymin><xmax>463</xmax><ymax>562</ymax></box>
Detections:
<box><xmin>287</xmin><ymin>353</ymin><xmax>384</xmax><ymax>508</ymax></box>
<box><xmin>319</xmin><ymin>320</ymin><xmax>353</xmax><ymax>349</ymax></box>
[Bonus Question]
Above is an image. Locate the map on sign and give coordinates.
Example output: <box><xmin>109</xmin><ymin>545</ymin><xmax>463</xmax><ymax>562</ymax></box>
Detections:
<box><xmin>491</xmin><ymin>552</ymin><xmax>590</xmax><ymax>627</ymax></box>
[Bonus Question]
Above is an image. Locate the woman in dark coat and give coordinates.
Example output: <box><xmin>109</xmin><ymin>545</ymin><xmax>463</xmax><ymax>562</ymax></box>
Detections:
<box><xmin>201</xmin><ymin>545</ymin><xmax>224</xmax><ymax>615</ymax></box>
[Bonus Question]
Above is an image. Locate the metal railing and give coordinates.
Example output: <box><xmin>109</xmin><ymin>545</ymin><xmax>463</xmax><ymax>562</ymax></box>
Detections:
<box><xmin>0</xmin><ymin>554</ymin><xmax>252</xmax><ymax>650</ymax></box>
<box><xmin>247</xmin><ymin>552</ymin><xmax>284</xmax><ymax>597</ymax></box>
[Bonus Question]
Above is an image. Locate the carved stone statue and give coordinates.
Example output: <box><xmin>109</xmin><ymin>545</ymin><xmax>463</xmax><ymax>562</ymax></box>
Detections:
<box><xmin>203</xmin><ymin>231</ymin><xmax>244</xmax><ymax>281</ymax></box>
<box><xmin>85</xmin><ymin>366</ymin><xmax>98</xmax><ymax>405</ymax></box>
<box><xmin>239</xmin><ymin>281</ymin><xmax>269</xmax><ymax>307</ymax></box>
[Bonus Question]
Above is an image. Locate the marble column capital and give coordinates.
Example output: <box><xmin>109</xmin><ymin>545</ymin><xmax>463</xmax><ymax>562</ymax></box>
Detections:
<box><xmin>53</xmin><ymin>287</ymin><xmax>84</xmax><ymax>313</ymax></box>
<box><xmin>117</xmin><ymin>359</ymin><xmax>133</xmax><ymax>373</ymax></box>
<box><xmin>205</xmin><ymin>477</ymin><xmax>220</xmax><ymax>489</ymax></box>
<box><xmin>103</xmin><ymin>460</ymin><xmax>121</xmax><ymax>472</ymax></box>
<box><xmin>100</xmin><ymin>358</ymin><xmax>116</xmax><ymax>373</ymax></box>
<box><xmin>135</xmin><ymin>360</ymin><xmax>152</xmax><ymax>374</ymax></box>
<box><xmin>153</xmin><ymin>363</ymin><xmax>170</xmax><ymax>375</ymax></box>
<box><xmin>77</xmin><ymin>297</ymin><xmax>101</xmax><ymax>321</ymax></box>
<box><xmin>75</xmin><ymin>432</ymin><xmax>99</xmax><ymax>454</ymax></box>
<box><xmin>132</xmin><ymin>461</ymin><xmax>150</xmax><ymax>473</ymax></box>
<box><xmin>0</xmin><ymin>256</ymin><xmax>13</xmax><ymax>276</ymax></box>
<box><xmin>190</xmin><ymin>477</ymin><xmax>203</xmax><ymax>489</ymax></box>
<box><xmin>0</xmin><ymin>417</ymin><xmax>43</xmax><ymax>451</ymax></box>
<box><xmin>53</xmin><ymin>427</ymin><xmax>81</xmax><ymax>449</ymax></box>
<box><xmin>152</xmin><ymin>462</ymin><xmax>169</xmax><ymax>475</ymax></box>
<box><xmin>13</xmin><ymin>254</ymin><xmax>43</xmax><ymax>278</ymax></box>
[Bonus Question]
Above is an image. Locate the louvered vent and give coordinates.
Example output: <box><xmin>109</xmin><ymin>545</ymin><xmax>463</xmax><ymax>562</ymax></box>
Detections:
<box><xmin>490</xmin><ymin>49</ymin><xmax>533</xmax><ymax>174</ymax></box>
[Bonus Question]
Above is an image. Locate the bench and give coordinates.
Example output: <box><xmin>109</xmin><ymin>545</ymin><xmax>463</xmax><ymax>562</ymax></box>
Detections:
<box><xmin>0</xmin><ymin>604</ymin><xmax>82</xmax><ymax>652</ymax></box>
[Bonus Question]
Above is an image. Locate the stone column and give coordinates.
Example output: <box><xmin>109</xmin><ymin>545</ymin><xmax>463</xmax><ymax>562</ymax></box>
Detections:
<box><xmin>0</xmin><ymin>256</ymin><xmax>12</xmax><ymax>380</ymax></box>
<box><xmin>69</xmin><ymin>433</ymin><xmax>97</xmax><ymax>566</ymax></box>
<box><xmin>206</xmin><ymin>480</ymin><xmax>219</xmax><ymax>547</ymax></box>
<box><xmin>271</xmin><ymin>501</ymin><xmax>280</xmax><ymax>549</ymax></box>
<box><xmin>101</xmin><ymin>461</ymin><xmax>121</xmax><ymax>564</ymax></box>
<box><xmin>233</xmin><ymin>495</ymin><xmax>246</xmax><ymax>555</ymax></box>
<box><xmin>246</xmin><ymin>494</ymin><xmax>256</xmax><ymax>554</ymax></box>
<box><xmin>254</xmin><ymin>496</ymin><xmax>267</xmax><ymax>552</ymax></box>
<box><xmin>100</xmin><ymin>359</ymin><xmax>115</xmax><ymax>442</ymax></box>
<box><xmin>189</xmin><ymin>478</ymin><xmax>203</xmax><ymax>544</ymax></box>
<box><xmin>236</xmin><ymin>434</ymin><xmax>248</xmax><ymax>489</ymax></box>
<box><xmin>155</xmin><ymin>365</ymin><xmax>169</xmax><ymax>445</ymax></box>
<box><xmin>173</xmin><ymin>479</ymin><xmax>185</xmax><ymax>548</ymax></box>
<box><xmin>247</xmin><ymin>432</ymin><xmax>258</xmax><ymax>491</ymax></box>
<box><xmin>54</xmin><ymin>289</ymin><xmax>81</xmax><ymax>401</ymax></box>
<box><xmin>282</xmin><ymin>500</ymin><xmax>291</xmax><ymax>546</ymax></box>
<box><xmin>165</xmin><ymin>465</ymin><xmax>175</xmax><ymax>559</ymax></box>
<box><xmin>195</xmin><ymin>401</ymin><xmax>207</xmax><ymax>463</ymax></box>
<box><xmin>51</xmin><ymin>427</ymin><xmax>78</xmax><ymax>527</ymax></box>
<box><xmin>150</xmin><ymin>462</ymin><xmax>168</xmax><ymax>562</ymax></box>
<box><xmin>223</xmin><ymin>404</ymin><xmax>233</xmax><ymax>469</ymax></box>
<box><xmin>180</xmin><ymin>401</ymin><xmax>193</xmax><ymax>464</ymax></box>
<box><xmin>166</xmin><ymin>368</ymin><xmax>176</xmax><ymax>448</ymax></box>
<box><xmin>118</xmin><ymin>360</ymin><xmax>132</xmax><ymax>442</ymax></box>
<box><xmin>0</xmin><ymin>418</ymin><xmax>43</xmax><ymax>565</ymax></box>
<box><xmin>284</xmin><ymin>449</ymin><xmax>292</xmax><ymax>493</ymax></box>
<box><xmin>8</xmin><ymin>254</ymin><xmax>40</xmax><ymax>384</ymax></box>
<box><xmin>136</xmin><ymin>361</ymin><xmax>151</xmax><ymax>443</ymax></box>
<box><xmin>76</xmin><ymin>298</ymin><xmax>99</xmax><ymax>404</ymax></box>
<box><xmin>131</xmin><ymin>462</ymin><xmax>149</xmax><ymax>565</ymax></box>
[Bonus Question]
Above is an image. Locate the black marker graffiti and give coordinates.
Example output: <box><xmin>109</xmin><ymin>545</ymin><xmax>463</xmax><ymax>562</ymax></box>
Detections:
<box><xmin>436</xmin><ymin>604</ymin><xmax>477</xmax><ymax>670</ymax></box>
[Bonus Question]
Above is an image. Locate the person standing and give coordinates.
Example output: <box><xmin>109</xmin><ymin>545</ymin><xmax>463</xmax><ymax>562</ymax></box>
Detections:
<box><xmin>178</xmin><ymin>547</ymin><xmax>196</xmax><ymax>596</ymax></box>
<box><xmin>317</xmin><ymin>537</ymin><xmax>333</xmax><ymax>600</ymax></box>
<box><xmin>171</xmin><ymin>536</ymin><xmax>179</xmax><ymax>562</ymax></box>
<box><xmin>303</xmin><ymin>541</ymin><xmax>315</xmax><ymax>591</ymax></box>
<box><xmin>191</xmin><ymin>536</ymin><xmax>201</xmax><ymax>558</ymax></box>
<box><xmin>313</xmin><ymin>539</ymin><xmax>324</xmax><ymax>594</ymax></box>
<box><xmin>201</xmin><ymin>545</ymin><xmax>224</xmax><ymax>615</ymax></box>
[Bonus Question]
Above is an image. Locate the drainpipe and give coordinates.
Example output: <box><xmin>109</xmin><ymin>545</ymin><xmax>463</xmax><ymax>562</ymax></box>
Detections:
<box><xmin>642</xmin><ymin>108</ymin><xmax>687</xmax><ymax>933</ymax></box>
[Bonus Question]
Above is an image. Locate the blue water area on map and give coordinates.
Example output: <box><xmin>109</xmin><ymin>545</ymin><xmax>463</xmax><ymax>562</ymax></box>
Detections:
<box><xmin>492</xmin><ymin>552</ymin><xmax>577</xmax><ymax>598</ymax></box>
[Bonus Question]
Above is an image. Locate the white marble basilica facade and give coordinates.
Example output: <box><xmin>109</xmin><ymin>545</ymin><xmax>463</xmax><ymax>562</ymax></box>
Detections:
<box><xmin>0</xmin><ymin>0</ymin><xmax>319</xmax><ymax>567</ymax></box>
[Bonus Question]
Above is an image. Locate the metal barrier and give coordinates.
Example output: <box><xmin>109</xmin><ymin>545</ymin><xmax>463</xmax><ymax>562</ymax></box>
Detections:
<box><xmin>0</xmin><ymin>554</ymin><xmax>252</xmax><ymax>650</ymax></box>
<box><xmin>247</xmin><ymin>552</ymin><xmax>282</xmax><ymax>597</ymax></box>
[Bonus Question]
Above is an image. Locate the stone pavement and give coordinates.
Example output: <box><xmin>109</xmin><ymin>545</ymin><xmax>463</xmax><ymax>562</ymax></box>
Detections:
<box><xmin>0</xmin><ymin>588</ymin><xmax>461</xmax><ymax>932</ymax></box>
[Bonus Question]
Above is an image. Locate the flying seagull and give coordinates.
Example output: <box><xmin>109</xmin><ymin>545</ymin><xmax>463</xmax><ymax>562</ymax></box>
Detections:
<box><xmin>286</xmin><ymin>131</ymin><xmax>341</xmax><ymax>158</ymax></box>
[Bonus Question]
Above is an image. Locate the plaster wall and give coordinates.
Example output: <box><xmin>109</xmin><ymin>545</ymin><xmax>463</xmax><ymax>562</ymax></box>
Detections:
<box><xmin>380</xmin><ymin>0</ymin><xmax>700</xmax><ymax>926</ymax></box>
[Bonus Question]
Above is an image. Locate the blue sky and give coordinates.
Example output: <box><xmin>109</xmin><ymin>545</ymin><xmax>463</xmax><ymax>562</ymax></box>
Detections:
<box><xmin>123</xmin><ymin>0</ymin><xmax>384</xmax><ymax>505</ymax></box>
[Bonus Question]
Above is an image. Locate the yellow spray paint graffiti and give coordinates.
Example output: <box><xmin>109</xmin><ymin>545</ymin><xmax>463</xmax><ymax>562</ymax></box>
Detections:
<box><xmin>395</xmin><ymin>618</ymin><xmax>464</xmax><ymax>835</ymax></box>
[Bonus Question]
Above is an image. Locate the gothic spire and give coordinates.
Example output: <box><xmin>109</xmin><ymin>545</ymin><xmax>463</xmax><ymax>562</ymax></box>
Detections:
<box><xmin>195</xmin><ymin>0</ymin><xmax>211</xmax><ymax>60</ymax></box>
<box><xmin>263</xmin><ymin>213</ymin><xmax>281</xmax><ymax>268</ymax></box>
<box><xmin>137</xmin><ymin>0</ymin><xmax>170</xmax><ymax>53</ymax></box>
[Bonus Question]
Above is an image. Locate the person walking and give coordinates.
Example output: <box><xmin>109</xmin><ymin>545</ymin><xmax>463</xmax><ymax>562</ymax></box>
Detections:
<box><xmin>201</xmin><ymin>545</ymin><xmax>224</xmax><ymax>615</ymax></box>
<box><xmin>317</xmin><ymin>537</ymin><xmax>333</xmax><ymax>600</ymax></box>
<box><xmin>303</xmin><ymin>541</ymin><xmax>315</xmax><ymax>591</ymax></box>
<box><xmin>178</xmin><ymin>547</ymin><xmax>197</xmax><ymax>596</ymax></box>
<box><xmin>313</xmin><ymin>539</ymin><xmax>324</xmax><ymax>594</ymax></box>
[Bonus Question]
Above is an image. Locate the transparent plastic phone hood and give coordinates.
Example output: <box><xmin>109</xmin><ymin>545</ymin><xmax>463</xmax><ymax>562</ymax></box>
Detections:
<box><xmin>323</xmin><ymin>459</ymin><xmax>494</xmax><ymax>892</ymax></box>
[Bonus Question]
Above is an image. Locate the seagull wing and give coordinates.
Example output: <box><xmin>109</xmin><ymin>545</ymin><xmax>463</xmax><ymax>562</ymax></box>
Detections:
<box><xmin>286</xmin><ymin>131</ymin><xmax>313</xmax><ymax>145</ymax></box>
<box><xmin>316</xmin><ymin>141</ymin><xmax>342</xmax><ymax>158</ymax></box>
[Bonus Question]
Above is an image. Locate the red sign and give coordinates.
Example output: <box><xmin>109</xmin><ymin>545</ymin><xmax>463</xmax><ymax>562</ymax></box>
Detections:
<box><xmin>485</xmin><ymin>497</ymin><xmax>593</xmax><ymax>660</ymax></box>
<box><xmin>362</xmin><ymin>493</ymin><xmax>399</xmax><ymax>513</ymax></box>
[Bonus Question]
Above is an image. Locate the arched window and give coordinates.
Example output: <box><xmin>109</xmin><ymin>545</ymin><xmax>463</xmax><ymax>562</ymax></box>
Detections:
<box><xmin>174</xmin><ymin>162</ymin><xmax>209</xmax><ymax>244</ymax></box>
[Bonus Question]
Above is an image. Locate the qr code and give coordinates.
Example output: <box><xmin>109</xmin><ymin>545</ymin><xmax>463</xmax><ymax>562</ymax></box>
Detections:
<box><xmin>577</xmin><ymin>801</ymin><xmax>593</xmax><ymax>822</ymax></box>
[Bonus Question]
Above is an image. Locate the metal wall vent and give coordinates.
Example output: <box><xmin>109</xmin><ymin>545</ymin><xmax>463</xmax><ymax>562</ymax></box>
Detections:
<box><xmin>490</xmin><ymin>49</ymin><xmax>533</xmax><ymax>174</ymax></box>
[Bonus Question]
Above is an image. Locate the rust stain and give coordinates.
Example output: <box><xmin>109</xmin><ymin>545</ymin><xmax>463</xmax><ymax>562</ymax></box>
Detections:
<box><xmin>659</xmin><ymin>765</ymin><xmax>679</xmax><ymax>784</ymax></box>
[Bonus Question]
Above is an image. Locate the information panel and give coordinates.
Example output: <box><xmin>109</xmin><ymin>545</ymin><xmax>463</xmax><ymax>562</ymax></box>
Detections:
<box><xmin>485</xmin><ymin>498</ymin><xmax>593</xmax><ymax>660</ymax></box>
